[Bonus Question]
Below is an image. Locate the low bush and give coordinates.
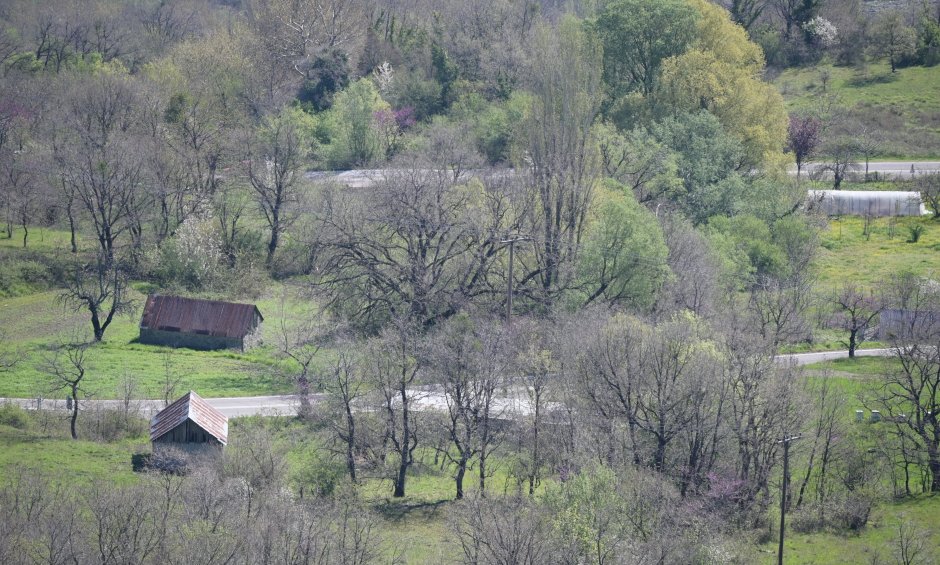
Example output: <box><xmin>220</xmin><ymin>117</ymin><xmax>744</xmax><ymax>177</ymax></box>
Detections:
<box><xmin>0</xmin><ymin>403</ymin><xmax>30</xmax><ymax>429</ymax></box>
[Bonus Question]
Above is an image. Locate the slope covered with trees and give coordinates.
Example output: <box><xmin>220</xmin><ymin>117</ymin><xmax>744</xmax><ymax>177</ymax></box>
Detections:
<box><xmin>0</xmin><ymin>0</ymin><xmax>939</xmax><ymax>563</ymax></box>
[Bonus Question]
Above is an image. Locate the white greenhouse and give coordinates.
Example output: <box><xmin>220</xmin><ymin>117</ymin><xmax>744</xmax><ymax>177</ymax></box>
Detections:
<box><xmin>807</xmin><ymin>190</ymin><xmax>928</xmax><ymax>217</ymax></box>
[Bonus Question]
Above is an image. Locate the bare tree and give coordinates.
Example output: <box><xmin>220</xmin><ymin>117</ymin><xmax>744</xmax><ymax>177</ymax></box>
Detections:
<box><xmin>794</xmin><ymin>377</ymin><xmax>843</xmax><ymax>515</ymax></box>
<box><xmin>430</xmin><ymin>314</ymin><xmax>509</xmax><ymax>499</ymax></box>
<box><xmin>874</xmin><ymin>279</ymin><xmax>940</xmax><ymax>492</ymax></box>
<box><xmin>44</xmin><ymin>339</ymin><xmax>90</xmax><ymax>440</ymax></box>
<box><xmin>243</xmin><ymin>109</ymin><xmax>312</xmax><ymax>266</ymax></box>
<box><xmin>819</xmin><ymin>138</ymin><xmax>859</xmax><ymax>190</ymax></box>
<box><xmin>832</xmin><ymin>284</ymin><xmax>882</xmax><ymax>358</ymax></box>
<box><xmin>324</xmin><ymin>342</ymin><xmax>368</xmax><ymax>483</ymax></box>
<box><xmin>729</xmin><ymin>0</ymin><xmax>768</xmax><ymax>30</ymax></box>
<box><xmin>58</xmin><ymin>255</ymin><xmax>134</xmax><ymax>342</ymax></box>
<box><xmin>892</xmin><ymin>516</ymin><xmax>929</xmax><ymax>565</ymax></box>
<box><xmin>57</xmin><ymin>74</ymin><xmax>148</xmax><ymax>262</ymax></box>
<box><xmin>368</xmin><ymin>319</ymin><xmax>423</xmax><ymax>497</ymax></box>
<box><xmin>915</xmin><ymin>173</ymin><xmax>940</xmax><ymax>219</ymax></box>
<box><xmin>521</xmin><ymin>21</ymin><xmax>602</xmax><ymax>304</ymax></box>
<box><xmin>514</xmin><ymin>320</ymin><xmax>558</xmax><ymax>497</ymax></box>
<box><xmin>246</xmin><ymin>0</ymin><xmax>365</xmax><ymax>77</ymax></box>
<box><xmin>275</xmin><ymin>299</ymin><xmax>330</xmax><ymax>415</ymax></box>
<box><xmin>450</xmin><ymin>496</ymin><xmax>554</xmax><ymax>565</ymax></box>
<box><xmin>312</xmin><ymin>151</ymin><xmax>518</xmax><ymax>329</ymax></box>
<box><xmin>748</xmin><ymin>274</ymin><xmax>815</xmax><ymax>347</ymax></box>
<box><xmin>0</xmin><ymin>330</ymin><xmax>23</xmax><ymax>373</ymax></box>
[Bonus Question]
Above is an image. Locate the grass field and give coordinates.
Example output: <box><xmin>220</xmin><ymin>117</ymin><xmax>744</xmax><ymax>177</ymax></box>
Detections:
<box><xmin>0</xmin><ymin>277</ymin><xmax>323</xmax><ymax>399</ymax></box>
<box><xmin>774</xmin><ymin>62</ymin><xmax>940</xmax><ymax>158</ymax></box>
<box><xmin>813</xmin><ymin>215</ymin><xmax>940</xmax><ymax>290</ymax></box>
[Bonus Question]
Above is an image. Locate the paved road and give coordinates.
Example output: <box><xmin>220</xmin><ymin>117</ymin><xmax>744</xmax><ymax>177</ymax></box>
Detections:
<box><xmin>0</xmin><ymin>349</ymin><xmax>896</xmax><ymax>419</ymax></box>
<box><xmin>0</xmin><ymin>394</ymin><xmax>306</xmax><ymax>419</ymax></box>
<box><xmin>797</xmin><ymin>161</ymin><xmax>940</xmax><ymax>179</ymax></box>
<box><xmin>775</xmin><ymin>348</ymin><xmax>893</xmax><ymax>366</ymax></box>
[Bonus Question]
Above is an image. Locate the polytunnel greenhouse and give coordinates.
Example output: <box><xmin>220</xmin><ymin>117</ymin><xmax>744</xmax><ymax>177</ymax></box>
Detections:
<box><xmin>807</xmin><ymin>190</ymin><xmax>928</xmax><ymax>217</ymax></box>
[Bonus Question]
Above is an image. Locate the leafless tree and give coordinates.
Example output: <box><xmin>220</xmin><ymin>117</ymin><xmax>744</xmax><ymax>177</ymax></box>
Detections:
<box><xmin>57</xmin><ymin>74</ymin><xmax>148</xmax><ymax>261</ymax></box>
<box><xmin>86</xmin><ymin>484</ymin><xmax>161</xmax><ymax>565</ymax></box>
<box><xmin>368</xmin><ymin>319</ymin><xmax>423</xmax><ymax>497</ymax></box>
<box><xmin>729</xmin><ymin>0</ymin><xmax>768</xmax><ymax>30</ymax></box>
<box><xmin>275</xmin><ymin>299</ymin><xmax>331</xmax><ymax>415</ymax></box>
<box><xmin>514</xmin><ymin>320</ymin><xmax>558</xmax><ymax>496</ymax></box>
<box><xmin>312</xmin><ymin>151</ymin><xmax>520</xmax><ymax>328</ymax></box>
<box><xmin>520</xmin><ymin>21</ymin><xmax>602</xmax><ymax>305</ymax></box>
<box><xmin>323</xmin><ymin>341</ymin><xmax>368</xmax><ymax>483</ymax></box>
<box><xmin>430</xmin><ymin>314</ymin><xmax>510</xmax><ymax>499</ymax></box>
<box><xmin>0</xmin><ymin>330</ymin><xmax>23</xmax><ymax>373</ymax></box>
<box><xmin>43</xmin><ymin>338</ymin><xmax>91</xmax><ymax>440</ymax></box>
<box><xmin>892</xmin><ymin>516</ymin><xmax>929</xmax><ymax>565</ymax></box>
<box><xmin>874</xmin><ymin>279</ymin><xmax>940</xmax><ymax>492</ymax></box>
<box><xmin>833</xmin><ymin>284</ymin><xmax>882</xmax><ymax>358</ymax></box>
<box><xmin>794</xmin><ymin>377</ymin><xmax>843</xmax><ymax>516</ymax></box>
<box><xmin>721</xmin><ymin>315</ymin><xmax>803</xmax><ymax>520</ymax></box>
<box><xmin>58</xmin><ymin>255</ymin><xmax>134</xmax><ymax>342</ymax></box>
<box><xmin>450</xmin><ymin>496</ymin><xmax>555</xmax><ymax>565</ymax></box>
<box><xmin>224</xmin><ymin>420</ymin><xmax>288</xmax><ymax>519</ymax></box>
<box><xmin>915</xmin><ymin>173</ymin><xmax>940</xmax><ymax>219</ymax></box>
<box><xmin>655</xmin><ymin>213</ymin><xmax>721</xmax><ymax>317</ymax></box>
<box><xmin>247</xmin><ymin>0</ymin><xmax>365</xmax><ymax>77</ymax></box>
<box><xmin>243</xmin><ymin>111</ymin><xmax>311</xmax><ymax>266</ymax></box>
<box><xmin>748</xmin><ymin>273</ymin><xmax>815</xmax><ymax>347</ymax></box>
<box><xmin>818</xmin><ymin>138</ymin><xmax>860</xmax><ymax>190</ymax></box>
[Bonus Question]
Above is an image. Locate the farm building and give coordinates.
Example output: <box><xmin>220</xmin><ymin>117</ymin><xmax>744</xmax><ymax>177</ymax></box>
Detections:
<box><xmin>139</xmin><ymin>294</ymin><xmax>263</xmax><ymax>351</ymax></box>
<box><xmin>807</xmin><ymin>190</ymin><xmax>927</xmax><ymax>217</ymax></box>
<box><xmin>150</xmin><ymin>391</ymin><xmax>227</xmax><ymax>450</ymax></box>
<box><xmin>877</xmin><ymin>308</ymin><xmax>940</xmax><ymax>341</ymax></box>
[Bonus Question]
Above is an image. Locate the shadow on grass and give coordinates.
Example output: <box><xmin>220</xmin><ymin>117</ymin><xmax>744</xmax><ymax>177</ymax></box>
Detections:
<box><xmin>375</xmin><ymin>498</ymin><xmax>449</xmax><ymax>522</ymax></box>
<box><xmin>848</xmin><ymin>72</ymin><xmax>898</xmax><ymax>88</ymax></box>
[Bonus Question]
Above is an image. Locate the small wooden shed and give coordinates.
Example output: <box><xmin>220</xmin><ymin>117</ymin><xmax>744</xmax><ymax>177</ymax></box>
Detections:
<box><xmin>150</xmin><ymin>391</ymin><xmax>228</xmax><ymax>450</ymax></box>
<box><xmin>139</xmin><ymin>294</ymin><xmax>263</xmax><ymax>351</ymax></box>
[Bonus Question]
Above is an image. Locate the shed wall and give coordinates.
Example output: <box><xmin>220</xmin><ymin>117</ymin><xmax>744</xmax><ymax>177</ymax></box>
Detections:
<box><xmin>152</xmin><ymin>419</ymin><xmax>224</xmax><ymax>447</ymax></box>
<box><xmin>140</xmin><ymin>328</ymin><xmax>242</xmax><ymax>350</ymax></box>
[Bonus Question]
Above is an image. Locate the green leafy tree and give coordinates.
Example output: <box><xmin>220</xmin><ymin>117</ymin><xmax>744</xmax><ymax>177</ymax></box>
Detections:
<box><xmin>652</xmin><ymin>110</ymin><xmax>748</xmax><ymax>224</ymax></box>
<box><xmin>576</xmin><ymin>181</ymin><xmax>669</xmax><ymax>308</ymax></box>
<box><xmin>594</xmin><ymin>0</ymin><xmax>699</xmax><ymax>126</ymax></box>
<box><xmin>873</xmin><ymin>12</ymin><xmax>918</xmax><ymax>72</ymax></box>
<box><xmin>326</xmin><ymin>79</ymin><xmax>388</xmax><ymax>167</ymax></box>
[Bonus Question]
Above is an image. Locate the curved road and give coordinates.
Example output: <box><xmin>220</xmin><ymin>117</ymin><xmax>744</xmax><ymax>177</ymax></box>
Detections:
<box><xmin>0</xmin><ymin>349</ymin><xmax>895</xmax><ymax>419</ymax></box>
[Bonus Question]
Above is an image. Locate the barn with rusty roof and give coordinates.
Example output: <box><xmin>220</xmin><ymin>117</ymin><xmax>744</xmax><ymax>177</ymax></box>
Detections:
<box><xmin>151</xmin><ymin>391</ymin><xmax>228</xmax><ymax>449</ymax></box>
<box><xmin>139</xmin><ymin>294</ymin><xmax>263</xmax><ymax>351</ymax></box>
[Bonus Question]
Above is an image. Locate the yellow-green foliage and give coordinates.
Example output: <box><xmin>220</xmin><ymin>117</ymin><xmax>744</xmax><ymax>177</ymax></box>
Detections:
<box><xmin>658</xmin><ymin>0</ymin><xmax>788</xmax><ymax>171</ymax></box>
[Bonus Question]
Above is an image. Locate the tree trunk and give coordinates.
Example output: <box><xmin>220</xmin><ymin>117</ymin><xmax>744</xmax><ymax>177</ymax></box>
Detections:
<box><xmin>90</xmin><ymin>307</ymin><xmax>104</xmax><ymax>342</ymax></box>
<box><xmin>455</xmin><ymin>456</ymin><xmax>467</xmax><ymax>500</ymax></box>
<box><xmin>70</xmin><ymin>385</ymin><xmax>79</xmax><ymax>440</ymax></box>
<box><xmin>394</xmin><ymin>385</ymin><xmax>410</xmax><ymax>498</ymax></box>
<box><xmin>345</xmin><ymin>405</ymin><xmax>357</xmax><ymax>483</ymax></box>
<box><xmin>929</xmin><ymin>451</ymin><xmax>940</xmax><ymax>492</ymax></box>
<box><xmin>848</xmin><ymin>328</ymin><xmax>858</xmax><ymax>358</ymax></box>
<box><xmin>67</xmin><ymin>200</ymin><xmax>77</xmax><ymax>253</ymax></box>
<box><xmin>266</xmin><ymin>218</ymin><xmax>279</xmax><ymax>267</ymax></box>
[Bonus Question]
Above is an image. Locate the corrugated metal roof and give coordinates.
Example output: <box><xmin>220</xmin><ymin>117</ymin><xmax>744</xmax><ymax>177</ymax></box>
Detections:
<box><xmin>150</xmin><ymin>391</ymin><xmax>228</xmax><ymax>445</ymax></box>
<box><xmin>140</xmin><ymin>295</ymin><xmax>262</xmax><ymax>339</ymax></box>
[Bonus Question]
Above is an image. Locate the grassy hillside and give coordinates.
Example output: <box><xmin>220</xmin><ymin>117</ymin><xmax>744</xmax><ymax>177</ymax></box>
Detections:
<box><xmin>774</xmin><ymin>62</ymin><xmax>940</xmax><ymax>158</ymax></box>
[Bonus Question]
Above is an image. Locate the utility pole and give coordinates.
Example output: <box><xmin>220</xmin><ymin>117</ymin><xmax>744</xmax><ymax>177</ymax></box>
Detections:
<box><xmin>777</xmin><ymin>434</ymin><xmax>801</xmax><ymax>565</ymax></box>
<box><xmin>501</xmin><ymin>235</ymin><xmax>530</xmax><ymax>329</ymax></box>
